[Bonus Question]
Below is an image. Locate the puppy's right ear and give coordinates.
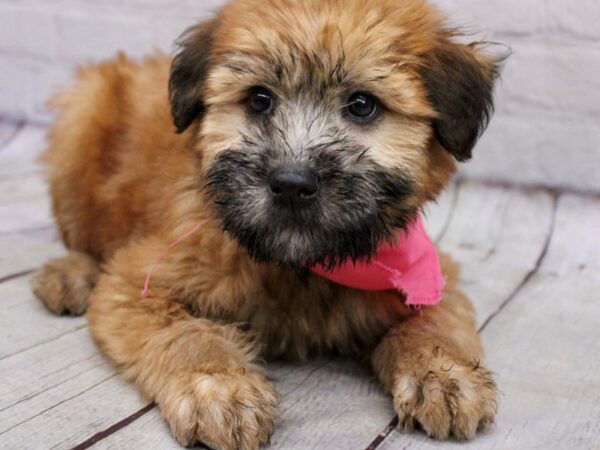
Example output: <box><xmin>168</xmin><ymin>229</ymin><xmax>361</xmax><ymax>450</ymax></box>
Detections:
<box><xmin>169</xmin><ymin>20</ymin><xmax>219</xmax><ymax>134</ymax></box>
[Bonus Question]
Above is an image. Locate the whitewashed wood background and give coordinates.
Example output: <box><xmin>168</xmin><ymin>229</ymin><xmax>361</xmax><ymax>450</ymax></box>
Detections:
<box><xmin>0</xmin><ymin>0</ymin><xmax>599</xmax><ymax>192</ymax></box>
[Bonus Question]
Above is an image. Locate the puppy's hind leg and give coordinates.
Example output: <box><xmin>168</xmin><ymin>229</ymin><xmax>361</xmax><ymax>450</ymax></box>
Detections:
<box><xmin>34</xmin><ymin>251</ymin><xmax>100</xmax><ymax>316</ymax></box>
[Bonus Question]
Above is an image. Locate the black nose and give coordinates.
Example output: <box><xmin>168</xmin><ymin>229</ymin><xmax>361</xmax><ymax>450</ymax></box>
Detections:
<box><xmin>268</xmin><ymin>166</ymin><xmax>319</xmax><ymax>208</ymax></box>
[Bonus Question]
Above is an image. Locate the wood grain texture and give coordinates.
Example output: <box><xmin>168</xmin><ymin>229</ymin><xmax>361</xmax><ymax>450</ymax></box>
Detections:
<box><xmin>0</xmin><ymin>328</ymin><xmax>148</xmax><ymax>450</ymax></box>
<box><xmin>0</xmin><ymin>172</ymin><xmax>54</xmax><ymax>235</ymax></box>
<box><xmin>96</xmin><ymin>359</ymin><xmax>396</xmax><ymax>449</ymax></box>
<box><xmin>437</xmin><ymin>180</ymin><xmax>555</xmax><ymax>327</ymax></box>
<box><xmin>269</xmin><ymin>360</ymin><xmax>394</xmax><ymax>450</ymax></box>
<box><xmin>422</xmin><ymin>179</ymin><xmax>458</xmax><ymax>242</ymax></box>
<box><xmin>0</xmin><ymin>125</ymin><xmax>53</xmax><ymax>237</ymax></box>
<box><xmin>377</xmin><ymin>193</ymin><xmax>600</xmax><ymax>450</ymax></box>
<box><xmin>0</xmin><ymin>124</ymin><xmax>47</xmax><ymax>178</ymax></box>
<box><xmin>0</xmin><ymin>125</ymin><xmax>63</xmax><ymax>279</ymax></box>
<box><xmin>0</xmin><ymin>230</ymin><xmax>63</xmax><ymax>280</ymax></box>
<box><xmin>0</xmin><ymin>125</ymin><xmax>46</xmax><ymax>179</ymax></box>
<box><xmin>0</xmin><ymin>122</ymin><xmax>20</xmax><ymax>150</ymax></box>
<box><xmin>0</xmin><ymin>275</ymin><xmax>86</xmax><ymax>358</ymax></box>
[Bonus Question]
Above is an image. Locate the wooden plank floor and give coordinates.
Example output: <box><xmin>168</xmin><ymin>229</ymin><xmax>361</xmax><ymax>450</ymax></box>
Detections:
<box><xmin>1</xmin><ymin>123</ymin><xmax>598</xmax><ymax>450</ymax></box>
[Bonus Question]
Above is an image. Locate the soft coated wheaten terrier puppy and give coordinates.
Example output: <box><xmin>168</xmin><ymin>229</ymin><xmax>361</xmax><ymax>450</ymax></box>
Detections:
<box><xmin>34</xmin><ymin>0</ymin><xmax>503</xmax><ymax>448</ymax></box>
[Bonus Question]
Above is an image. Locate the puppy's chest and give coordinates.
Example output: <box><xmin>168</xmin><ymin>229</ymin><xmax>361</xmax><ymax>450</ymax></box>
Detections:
<box><xmin>197</xmin><ymin>268</ymin><xmax>408</xmax><ymax>359</ymax></box>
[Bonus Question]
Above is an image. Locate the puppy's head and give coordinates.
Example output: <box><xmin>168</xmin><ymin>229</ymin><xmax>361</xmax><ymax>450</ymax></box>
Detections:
<box><xmin>169</xmin><ymin>0</ymin><xmax>503</xmax><ymax>268</ymax></box>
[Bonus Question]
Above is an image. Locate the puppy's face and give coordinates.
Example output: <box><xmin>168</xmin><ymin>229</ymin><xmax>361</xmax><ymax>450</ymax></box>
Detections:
<box><xmin>169</xmin><ymin>0</ymin><xmax>501</xmax><ymax>268</ymax></box>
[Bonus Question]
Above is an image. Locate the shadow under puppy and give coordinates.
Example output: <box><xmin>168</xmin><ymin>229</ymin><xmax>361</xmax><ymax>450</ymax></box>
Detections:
<box><xmin>34</xmin><ymin>0</ymin><xmax>503</xmax><ymax>448</ymax></box>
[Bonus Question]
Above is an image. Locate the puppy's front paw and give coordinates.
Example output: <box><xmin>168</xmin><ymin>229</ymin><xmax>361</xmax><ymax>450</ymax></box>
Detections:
<box><xmin>161</xmin><ymin>370</ymin><xmax>279</xmax><ymax>450</ymax></box>
<box><xmin>34</xmin><ymin>253</ymin><xmax>100</xmax><ymax>315</ymax></box>
<box><xmin>391</xmin><ymin>348</ymin><xmax>497</xmax><ymax>440</ymax></box>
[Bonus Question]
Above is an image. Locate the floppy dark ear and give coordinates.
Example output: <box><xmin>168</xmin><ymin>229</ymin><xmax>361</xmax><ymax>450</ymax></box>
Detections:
<box><xmin>169</xmin><ymin>20</ymin><xmax>219</xmax><ymax>134</ymax></box>
<box><xmin>422</xmin><ymin>43</ymin><xmax>502</xmax><ymax>161</ymax></box>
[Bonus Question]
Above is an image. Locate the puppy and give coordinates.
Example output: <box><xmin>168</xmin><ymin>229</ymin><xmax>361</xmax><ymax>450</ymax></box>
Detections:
<box><xmin>34</xmin><ymin>0</ymin><xmax>503</xmax><ymax>448</ymax></box>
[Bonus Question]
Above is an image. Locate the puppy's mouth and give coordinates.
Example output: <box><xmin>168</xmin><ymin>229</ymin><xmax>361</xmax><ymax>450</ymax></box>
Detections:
<box><xmin>205</xmin><ymin>149</ymin><xmax>416</xmax><ymax>268</ymax></box>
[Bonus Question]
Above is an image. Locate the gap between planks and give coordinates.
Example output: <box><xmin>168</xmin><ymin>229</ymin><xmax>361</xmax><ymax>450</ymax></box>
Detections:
<box><xmin>0</xmin><ymin>374</ymin><xmax>118</xmax><ymax>437</ymax></box>
<box><xmin>0</xmin><ymin>269</ymin><xmax>36</xmax><ymax>285</ymax></box>
<box><xmin>65</xmin><ymin>358</ymin><xmax>340</xmax><ymax>449</ymax></box>
<box><xmin>478</xmin><ymin>193</ymin><xmax>558</xmax><ymax>333</ymax></box>
<box><xmin>70</xmin><ymin>403</ymin><xmax>156</xmax><ymax>450</ymax></box>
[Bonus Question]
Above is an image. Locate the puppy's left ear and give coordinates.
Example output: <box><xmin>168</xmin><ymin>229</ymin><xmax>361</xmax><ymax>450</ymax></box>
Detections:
<box><xmin>169</xmin><ymin>19</ymin><xmax>219</xmax><ymax>134</ymax></box>
<box><xmin>422</xmin><ymin>41</ymin><xmax>504</xmax><ymax>161</ymax></box>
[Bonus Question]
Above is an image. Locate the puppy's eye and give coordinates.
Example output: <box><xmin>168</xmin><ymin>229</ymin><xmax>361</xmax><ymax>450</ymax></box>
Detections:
<box><xmin>248</xmin><ymin>87</ymin><xmax>273</xmax><ymax>114</ymax></box>
<box><xmin>346</xmin><ymin>92</ymin><xmax>379</xmax><ymax>122</ymax></box>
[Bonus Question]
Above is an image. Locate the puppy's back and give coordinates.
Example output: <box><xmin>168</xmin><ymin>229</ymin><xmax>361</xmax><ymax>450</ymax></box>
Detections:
<box><xmin>43</xmin><ymin>54</ymin><xmax>190</xmax><ymax>259</ymax></box>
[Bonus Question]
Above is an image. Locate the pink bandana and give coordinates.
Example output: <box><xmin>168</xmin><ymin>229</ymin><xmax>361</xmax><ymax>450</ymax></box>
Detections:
<box><xmin>311</xmin><ymin>215</ymin><xmax>445</xmax><ymax>306</ymax></box>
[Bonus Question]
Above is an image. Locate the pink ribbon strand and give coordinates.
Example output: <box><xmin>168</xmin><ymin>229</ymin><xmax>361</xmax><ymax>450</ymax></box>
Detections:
<box><xmin>141</xmin><ymin>218</ymin><xmax>212</xmax><ymax>298</ymax></box>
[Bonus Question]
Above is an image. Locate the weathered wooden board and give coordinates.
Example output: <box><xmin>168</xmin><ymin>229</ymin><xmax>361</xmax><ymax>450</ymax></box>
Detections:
<box><xmin>0</xmin><ymin>327</ymin><xmax>148</xmax><ymax>450</ymax></box>
<box><xmin>437</xmin><ymin>180</ymin><xmax>555</xmax><ymax>327</ymax></box>
<box><xmin>422</xmin><ymin>180</ymin><xmax>458</xmax><ymax>242</ymax></box>
<box><xmin>96</xmin><ymin>359</ymin><xmax>396</xmax><ymax>450</ymax></box>
<box><xmin>91</xmin><ymin>408</ymin><xmax>179</xmax><ymax>450</ymax></box>
<box><xmin>377</xmin><ymin>193</ymin><xmax>600</xmax><ymax>450</ymax></box>
<box><xmin>0</xmin><ymin>175</ymin><xmax>61</xmax><ymax>279</ymax></box>
<box><xmin>0</xmin><ymin>122</ymin><xmax>20</xmax><ymax>150</ymax></box>
<box><xmin>0</xmin><ymin>329</ymin><xmax>100</xmax><ymax>430</ymax></box>
<box><xmin>269</xmin><ymin>360</ymin><xmax>394</xmax><ymax>450</ymax></box>
<box><xmin>0</xmin><ymin>274</ymin><xmax>86</xmax><ymax>358</ymax></box>
<box><xmin>0</xmin><ymin>125</ymin><xmax>63</xmax><ymax>279</ymax></box>
<box><xmin>0</xmin><ymin>172</ymin><xmax>54</xmax><ymax>235</ymax></box>
<box><xmin>0</xmin><ymin>230</ymin><xmax>64</xmax><ymax>280</ymax></box>
<box><xmin>0</xmin><ymin>125</ymin><xmax>47</xmax><ymax>178</ymax></box>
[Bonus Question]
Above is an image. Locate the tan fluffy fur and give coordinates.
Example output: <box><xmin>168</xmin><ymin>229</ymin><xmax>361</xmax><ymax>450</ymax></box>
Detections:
<box><xmin>35</xmin><ymin>1</ymin><xmax>499</xmax><ymax>448</ymax></box>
